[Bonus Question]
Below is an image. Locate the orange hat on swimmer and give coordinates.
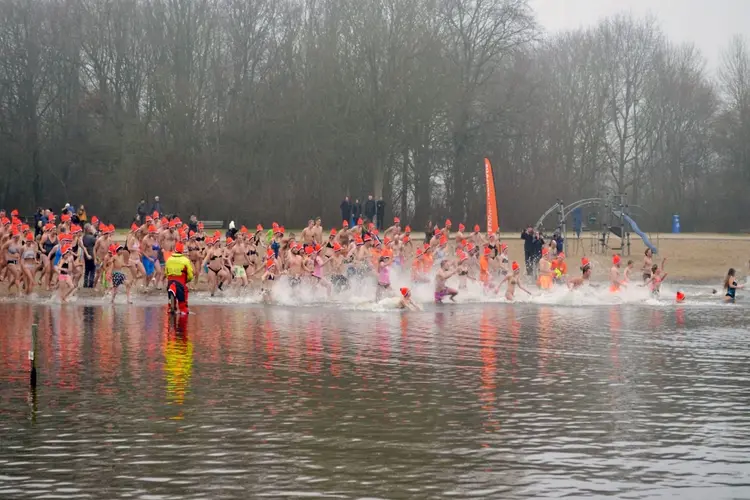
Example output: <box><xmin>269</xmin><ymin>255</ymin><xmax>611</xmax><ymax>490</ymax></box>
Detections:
<box><xmin>175</xmin><ymin>242</ymin><xmax>185</xmax><ymax>253</ymax></box>
<box><xmin>458</xmin><ymin>223</ymin><xmax>465</xmax><ymax>231</ymax></box>
<box><xmin>400</xmin><ymin>287</ymin><xmax>410</xmax><ymax>297</ymax></box>
<box><xmin>25</xmin><ymin>233</ymin><xmax>34</xmax><ymax>241</ymax></box>
<box><xmin>474</xmin><ymin>224</ymin><xmax>480</xmax><ymax>232</ymax></box>
<box><xmin>445</xmin><ymin>219</ymin><xmax>452</xmax><ymax>227</ymax></box>
<box><xmin>676</xmin><ymin>291</ymin><xmax>685</xmax><ymax>303</ymax></box>
<box><xmin>226</xmin><ymin>237</ymin><xmax>234</xmax><ymax>245</ymax></box>
<box><xmin>342</xmin><ymin>220</ymin><xmax>349</xmax><ymax>228</ymax></box>
<box><xmin>612</xmin><ymin>254</ymin><xmax>621</xmax><ymax>266</ymax></box>
<box><xmin>305</xmin><ymin>246</ymin><xmax>314</xmax><ymax>255</ymax></box>
<box><xmin>511</xmin><ymin>261</ymin><xmax>520</xmax><ymax>271</ymax></box>
<box><xmin>404</xmin><ymin>225</ymin><xmax>411</xmax><ymax>233</ymax></box>
<box><xmin>394</xmin><ymin>217</ymin><xmax>400</xmax><ymax>224</ymax></box>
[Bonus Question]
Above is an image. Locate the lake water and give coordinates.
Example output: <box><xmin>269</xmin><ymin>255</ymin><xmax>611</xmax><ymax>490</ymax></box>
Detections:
<box><xmin>1</xmin><ymin>289</ymin><xmax>749</xmax><ymax>499</ymax></box>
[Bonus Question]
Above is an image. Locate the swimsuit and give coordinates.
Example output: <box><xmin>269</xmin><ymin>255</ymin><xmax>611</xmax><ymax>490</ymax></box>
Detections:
<box><xmin>112</xmin><ymin>271</ymin><xmax>126</xmax><ymax>287</ymax></box>
<box><xmin>141</xmin><ymin>255</ymin><xmax>155</xmax><ymax>276</ymax></box>
<box><xmin>726</xmin><ymin>281</ymin><xmax>737</xmax><ymax>301</ymax></box>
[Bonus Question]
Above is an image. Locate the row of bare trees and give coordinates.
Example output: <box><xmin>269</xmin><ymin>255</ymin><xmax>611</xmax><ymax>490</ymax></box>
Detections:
<box><xmin>0</xmin><ymin>0</ymin><xmax>748</xmax><ymax>231</ymax></box>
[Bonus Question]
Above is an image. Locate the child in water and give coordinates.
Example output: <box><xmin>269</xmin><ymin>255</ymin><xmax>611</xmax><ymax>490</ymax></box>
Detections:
<box><xmin>643</xmin><ymin>258</ymin><xmax>668</xmax><ymax>297</ymax></box>
<box><xmin>397</xmin><ymin>287</ymin><xmax>422</xmax><ymax>311</ymax></box>
<box><xmin>724</xmin><ymin>268</ymin><xmax>744</xmax><ymax>303</ymax></box>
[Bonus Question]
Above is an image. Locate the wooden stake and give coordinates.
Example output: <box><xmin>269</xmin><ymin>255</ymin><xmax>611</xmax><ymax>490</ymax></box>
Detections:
<box><xmin>30</xmin><ymin>323</ymin><xmax>38</xmax><ymax>388</ymax></box>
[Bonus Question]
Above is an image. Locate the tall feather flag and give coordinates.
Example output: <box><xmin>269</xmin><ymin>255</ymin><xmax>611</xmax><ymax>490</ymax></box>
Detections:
<box><xmin>484</xmin><ymin>157</ymin><xmax>499</xmax><ymax>234</ymax></box>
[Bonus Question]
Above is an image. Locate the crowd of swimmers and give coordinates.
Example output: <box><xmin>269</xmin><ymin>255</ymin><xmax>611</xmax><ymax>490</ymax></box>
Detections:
<box><xmin>0</xmin><ymin>209</ymin><xmax>744</xmax><ymax>306</ymax></box>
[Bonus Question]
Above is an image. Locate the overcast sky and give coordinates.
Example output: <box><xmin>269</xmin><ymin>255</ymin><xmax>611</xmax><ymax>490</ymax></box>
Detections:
<box><xmin>530</xmin><ymin>0</ymin><xmax>750</xmax><ymax>74</ymax></box>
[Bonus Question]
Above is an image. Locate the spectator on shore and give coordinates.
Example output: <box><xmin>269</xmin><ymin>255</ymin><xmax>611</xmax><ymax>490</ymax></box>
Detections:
<box><xmin>552</xmin><ymin>232</ymin><xmax>564</xmax><ymax>254</ymax></box>
<box><xmin>352</xmin><ymin>199</ymin><xmax>362</xmax><ymax>225</ymax></box>
<box><xmin>34</xmin><ymin>208</ymin><xmax>43</xmax><ymax>237</ymax></box>
<box><xmin>151</xmin><ymin>196</ymin><xmax>162</xmax><ymax>217</ymax></box>
<box><xmin>137</xmin><ymin>199</ymin><xmax>147</xmax><ymax>222</ymax></box>
<box><xmin>376</xmin><ymin>197</ymin><xmax>385</xmax><ymax>230</ymax></box>
<box><xmin>340</xmin><ymin>196</ymin><xmax>351</xmax><ymax>226</ymax></box>
<box><xmin>82</xmin><ymin>224</ymin><xmax>97</xmax><ymax>288</ymax></box>
<box><xmin>77</xmin><ymin>205</ymin><xmax>88</xmax><ymax>224</ymax></box>
<box><xmin>364</xmin><ymin>195</ymin><xmax>376</xmax><ymax>224</ymax></box>
<box><xmin>188</xmin><ymin>215</ymin><xmax>198</xmax><ymax>233</ymax></box>
<box><xmin>521</xmin><ymin>226</ymin><xmax>539</xmax><ymax>276</ymax></box>
<box><xmin>425</xmin><ymin>220</ymin><xmax>434</xmax><ymax>243</ymax></box>
<box><xmin>531</xmin><ymin>231</ymin><xmax>545</xmax><ymax>275</ymax></box>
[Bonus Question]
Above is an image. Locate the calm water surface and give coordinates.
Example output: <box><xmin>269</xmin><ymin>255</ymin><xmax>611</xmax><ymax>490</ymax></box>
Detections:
<box><xmin>1</xmin><ymin>301</ymin><xmax>749</xmax><ymax>499</ymax></box>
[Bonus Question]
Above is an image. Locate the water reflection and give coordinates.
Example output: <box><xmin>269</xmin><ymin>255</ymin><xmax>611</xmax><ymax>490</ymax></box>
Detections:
<box><xmin>0</xmin><ymin>302</ymin><xmax>748</xmax><ymax>499</ymax></box>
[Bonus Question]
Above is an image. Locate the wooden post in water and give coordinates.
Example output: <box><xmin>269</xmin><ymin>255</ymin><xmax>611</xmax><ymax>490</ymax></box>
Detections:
<box><xmin>30</xmin><ymin>323</ymin><xmax>38</xmax><ymax>388</ymax></box>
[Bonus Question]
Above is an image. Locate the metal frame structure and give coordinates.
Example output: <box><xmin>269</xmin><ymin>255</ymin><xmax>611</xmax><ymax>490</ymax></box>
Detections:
<box><xmin>534</xmin><ymin>194</ymin><xmax>637</xmax><ymax>256</ymax></box>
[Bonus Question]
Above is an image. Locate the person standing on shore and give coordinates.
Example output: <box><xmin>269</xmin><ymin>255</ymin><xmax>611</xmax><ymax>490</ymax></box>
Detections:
<box><xmin>151</xmin><ymin>196</ymin><xmax>162</xmax><ymax>218</ymax></box>
<box><xmin>137</xmin><ymin>199</ymin><xmax>147</xmax><ymax>223</ymax></box>
<box><xmin>351</xmin><ymin>199</ymin><xmax>362</xmax><ymax>227</ymax></box>
<box><xmin>82</xmin><ymin>224</ymin><xmax>97</xmax><ymax>288</ymax></box>
<box><xmin>340</xmin><ymin>196</ymin><xmax>351</xmax><ymax>226</ymax></box>
<box><xmin>364</xmin><ymin>195</ymin><xmax>376</xmax><ymax>225</ymax></box>
<box><xmin>376</xmin><ymin>197</ymin><xmax>385</xmax><ymax>230</ymax></box>
<box><xmin>521</xmin><ymin>226</ymin><xmax>535</xmax><ymax>276</ymax></box>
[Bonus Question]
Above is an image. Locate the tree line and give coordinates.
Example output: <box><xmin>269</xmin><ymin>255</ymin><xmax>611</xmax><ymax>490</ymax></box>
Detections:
<box><xmin>0</xmin><ymin>0</ymin><xmax>748</xmax><ymax>231</ymax></box>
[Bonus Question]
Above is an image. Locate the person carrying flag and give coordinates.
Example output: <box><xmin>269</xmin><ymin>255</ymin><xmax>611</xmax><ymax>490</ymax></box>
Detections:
<box><xmin>165</xmin><ymin>242</ymin><xmax>194</xmax><ymax>314</ymax></box>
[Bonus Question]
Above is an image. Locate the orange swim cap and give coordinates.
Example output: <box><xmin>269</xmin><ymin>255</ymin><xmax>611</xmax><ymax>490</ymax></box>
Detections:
<box><xmin>676</xmin><ymin>291</ymin><xmax>685</xmax><ymax>303</ymax></box>
<box><xmin>400</xmin><ymin>287</ymin><xmax>410</xmax><ymax>297</ymax></box>
<box><xmin>613</xmin><ymin>255</ymin><xmax>621</xmax><ymax>265</ymax></box>
<box><xmin>512</xmin><ymin>261</ymin><xmax>519</xmax><ymax>271</ymax></box>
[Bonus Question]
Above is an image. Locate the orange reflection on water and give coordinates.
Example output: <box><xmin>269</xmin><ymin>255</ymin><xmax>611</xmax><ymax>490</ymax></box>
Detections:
<box><xmin>537</xmin><ymin>307</ymin><xmax>553</xmax><ymax>379</ymax></box>
<box><xmin>164</xmin><ymin>315</ymin><xmax>193</xmax><ymax>420</ymax></box>
<box><xmin>609</xmin><ymin>306</ymin><xmax>621</xmax><ymax>382</ymax></box>
<box><xmin>479</xmin><ymin>309</ymin><xmax>499</xmax><ymax>433</ymax></box>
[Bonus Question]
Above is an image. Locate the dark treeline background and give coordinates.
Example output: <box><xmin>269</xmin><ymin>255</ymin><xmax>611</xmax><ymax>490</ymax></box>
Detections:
<box><xmin>0</xmin><ymin>0</ymin><xmax>748</xmax><ymax>231</ymax></box>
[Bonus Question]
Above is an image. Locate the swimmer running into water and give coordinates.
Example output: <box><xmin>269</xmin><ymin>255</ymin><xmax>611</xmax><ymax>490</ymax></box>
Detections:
<box><xmin>724</xmin><ymin>268</ymin><xmax>744</xmax><ymax>303</ymax></box>
<box><xmin>610</xmin><ymin>255</ymin><xmax>627</xmax><ymax>292</ymax></box>
<box><xmin>568</xmin><ymin>258</ymin><xmax>594</xmax><ymax>290</ymax></box>
<box><xmin>397</xmin><ymin>287</ymin><xmax>422</xmax><ymax>311</ymax></box>
<box><xmin>499</xmin><ymin>261</ymin><xmax>531</xmax><ymax>301</ymax></box>
<box><xmin>642</xmin><ymin>258</ymin><xmax>668</xmax><ymax>297</ymax></box>
<box><xmin>434</xmin><ymin>260</ymin><xmax>459</xmax><ymax>303</ymax></box>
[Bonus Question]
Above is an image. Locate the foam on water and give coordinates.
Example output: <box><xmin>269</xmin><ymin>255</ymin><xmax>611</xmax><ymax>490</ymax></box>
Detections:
<box><xmin>0</xmin><ymin>266</ymin><xmax>740</xmax><ymax>311</ymax></box>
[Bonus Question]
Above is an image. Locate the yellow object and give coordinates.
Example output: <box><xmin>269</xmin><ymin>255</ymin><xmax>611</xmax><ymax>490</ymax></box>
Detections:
<box><xmin>164</xmin><ymin>253</ymin><xmax>194</xmax><ymax>282</ymax></box>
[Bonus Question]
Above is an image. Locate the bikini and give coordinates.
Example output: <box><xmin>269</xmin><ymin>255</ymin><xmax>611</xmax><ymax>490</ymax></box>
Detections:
<box><xmin>7</xmin><ymin>245</ymin><xmax>19</xmax><ymax>265</ymax></box>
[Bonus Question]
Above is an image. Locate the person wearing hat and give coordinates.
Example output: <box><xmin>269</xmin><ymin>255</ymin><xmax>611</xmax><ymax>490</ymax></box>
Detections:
<box><xmin>397</xmin><ymin>287</ymin><xmax>421</xmax><ymax>311</ymax></box>
<box><xmin>165</xmin><ymin>241</ymin><xmax>194</xmax><ymax>314</ymax></box>
<box><xmin>610</xmin><ymin>254</ymin><xmax>626</xmax><ymax>293</ymax></box>
<box><xmin>568</xmin><ymin>258</ymin><xmax>594</xmax><ymax>290</ymax></box>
